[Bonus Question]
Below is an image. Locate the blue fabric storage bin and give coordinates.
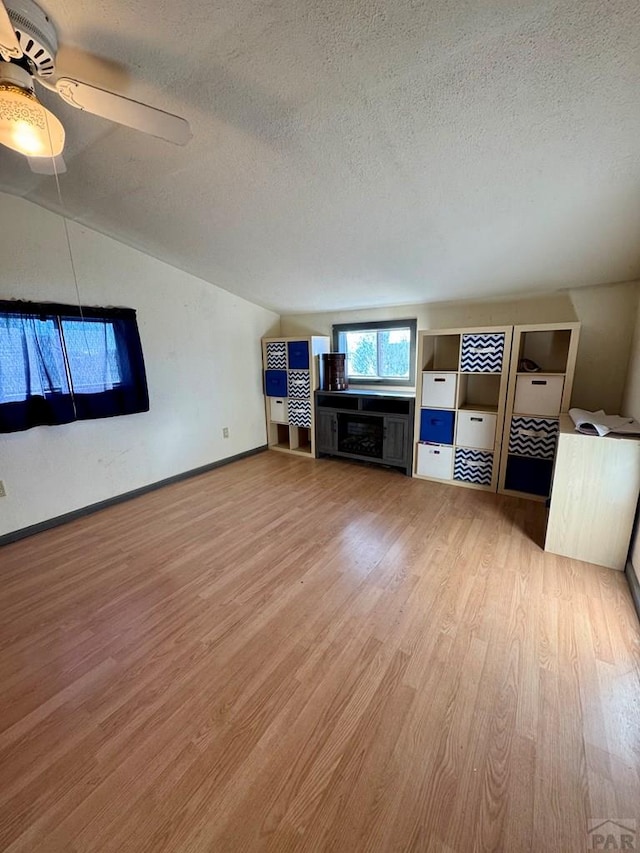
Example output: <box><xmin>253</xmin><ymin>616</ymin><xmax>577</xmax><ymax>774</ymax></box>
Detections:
<box><xmin>505</xmin><ymin>455</ymin><xmax>553</xmax><ymax>497</ymax></box>
<box><xmin>420</xmin><ymin>409</ymin><xmax>455</xmax><ymax>445</ymax></box>
<box><xmin>287</xmin><ymin>340</ymin><xmax>310</xmax><ymax>370</ymax></box>
<box><xmin>265</xmin><ymin>370</ymin><xmax>287</xmax><ymax>397</ymax></box>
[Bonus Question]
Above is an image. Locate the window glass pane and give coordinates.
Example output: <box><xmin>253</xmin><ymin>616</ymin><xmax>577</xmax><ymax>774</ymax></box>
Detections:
<box><xmin>344</xmin><ymin>330</ymin><xmax>378</xmax><ymax>378</ymax></box>
<box><xmin>0</xmin><ymin>314</ymin><xmax>69</xmax><ymax>403</ymax></box>
<box><xmin>378</xmin><ymin>328</ymin><xmax>410</xmax><ymax>378</ymax></box>
<box><xmin>334</xmin><ymin>320</ymin><xmax>415</xmax><ymax>384</ymax></box>
<box><xmin>62</xmin><ymin>319</ymin><xmax>122</xmax><ymax>394</ymax></box>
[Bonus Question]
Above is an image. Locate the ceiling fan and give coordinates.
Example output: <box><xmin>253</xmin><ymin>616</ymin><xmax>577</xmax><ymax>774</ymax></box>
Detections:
<box><xmin>0</xmin><ymin>0</ymin><xmax>191</xmax><ymax>174</ymax></box>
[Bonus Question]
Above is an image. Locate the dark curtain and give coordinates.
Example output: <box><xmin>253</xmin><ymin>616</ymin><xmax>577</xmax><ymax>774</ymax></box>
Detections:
<box><xmin>0</xmin><ymin>301</ymin><xmax>149</xmax><ymax>434</ymax></box>
<box><xmin>0</xmin><ymin>311</ymin><xmax>75</xmax><ymax>432</ymax></box>
<box><xmin>61</xmin><ymin>314</ymin><xmax>149</xmax><ymax>421</ymax></box>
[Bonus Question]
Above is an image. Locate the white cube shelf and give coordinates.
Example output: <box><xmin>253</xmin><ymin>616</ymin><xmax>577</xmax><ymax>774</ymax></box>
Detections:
<box><xmin>262</xmin><ymin>335</ymin><xmax>330</xmax><ymax>458</ymax></box>
<box><xmin>414</xmin><ymin>326</ymin><xmax>512</xmax><ymax>493</ymax></box>
<box><xmin>499</xmin><ymin>323</ymin><xmax>580</xmax><ymax>501</ymax></box>
<box><xmin>412</xmin><ymin>323</ymin><xmax>582</xmax><ymax>501</ymax></box>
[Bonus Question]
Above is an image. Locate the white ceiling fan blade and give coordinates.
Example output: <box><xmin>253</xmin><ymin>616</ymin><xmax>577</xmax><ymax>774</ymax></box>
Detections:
<box><xmin>55</xmin><ymin>78</ymin><xmax>191</xmax><ymax>146</ymax></box>
<box><xmin>0</xmin><ymin>0</ymin><xmax>21</xmax><ymax>59</ymax></box>
<box><xmin>27</xmin><ymin>155</ymin><xmax>67</xmax><ymax>175</ymax></box>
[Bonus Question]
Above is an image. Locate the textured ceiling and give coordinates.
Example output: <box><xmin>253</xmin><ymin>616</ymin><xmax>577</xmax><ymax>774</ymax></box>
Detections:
<box><xmin>1</xmin><ymin>0</ymin><xmax>639</xmax><ymax>313</ymax></box>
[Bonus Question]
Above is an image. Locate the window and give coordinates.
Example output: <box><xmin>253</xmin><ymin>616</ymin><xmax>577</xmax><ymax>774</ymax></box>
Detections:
<box><xmin>0</xmin><ymin>301</ymin><xmax>149</xmax><ymax>434</ymax></box>
<box><xmin>333</xmin><ymin>319</ymin><xmax>417</xmax><ymax>386</ymax></box>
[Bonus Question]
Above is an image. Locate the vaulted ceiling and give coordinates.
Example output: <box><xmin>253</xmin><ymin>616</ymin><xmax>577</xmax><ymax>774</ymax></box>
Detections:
<box><xmin>1</xmin><ymin>0</ymin><xmax>639</xmax><ymax>313</ymax></box>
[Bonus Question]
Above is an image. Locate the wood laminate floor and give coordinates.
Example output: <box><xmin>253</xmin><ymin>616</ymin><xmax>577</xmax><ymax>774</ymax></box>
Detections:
<box><xmin>1</xmin><ymin>451</ymin><xmax>639</xmax><ymax>852</ymax></box>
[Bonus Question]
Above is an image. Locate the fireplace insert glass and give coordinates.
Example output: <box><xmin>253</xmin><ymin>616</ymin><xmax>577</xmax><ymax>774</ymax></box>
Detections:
<box><xmin>337</xmin><ymin>413</ymin><xmax>384</xmax><ymax>458</ymax></box>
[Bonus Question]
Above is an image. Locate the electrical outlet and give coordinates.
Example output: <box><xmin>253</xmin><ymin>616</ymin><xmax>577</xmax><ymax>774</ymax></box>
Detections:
<box><xmin>223</xmin><ymin>427</ymin><xmax>229</xmax><ymax>439</ymax></box>
<box><xmin>0</xmin><ymin>480</ymin><xmax>5</xmax><ymax>497</ymax></box>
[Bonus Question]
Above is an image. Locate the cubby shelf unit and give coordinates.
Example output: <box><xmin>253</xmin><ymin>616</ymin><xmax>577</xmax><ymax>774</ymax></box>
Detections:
<box><xmin>498</xmin><ymin>322</ymin><xmax>580</xmax><ymax>502</ymax></box>
<box><xmin>413</xmin><ymin>326</ymin><xmax>513</xmax><ymax>492</ymax></box>
<box><xmin>262</xmin><ymin>335</ymin><xmax>330</xmax><ymax>458</ymax></box>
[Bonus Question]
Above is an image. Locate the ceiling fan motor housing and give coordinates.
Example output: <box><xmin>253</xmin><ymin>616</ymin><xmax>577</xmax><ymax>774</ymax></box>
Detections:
<box><xmin>5</xmin><ymin>0</ymin><xmax>57</xmax><ymax>76</ymax></box>
<box><xmin>0</xmin><ymin>59</ymin><xmax>34</xmax><ymax>91</ymax></box>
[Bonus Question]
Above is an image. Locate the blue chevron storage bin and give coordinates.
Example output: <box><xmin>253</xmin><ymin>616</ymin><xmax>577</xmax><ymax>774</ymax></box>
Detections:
<box><xmin>288</xmin><ymin>398</ymin><xmax>311</xmax><ymax>427</ymax></box>
<box><xmin>454</xmin><ymin>448</ymin><xmax>493</xmax><ymax>486</ymax></box>
<box><xmin>460</xmin><ymin>332</ymin><xmax>505</xmax><ymax>373</ymax></box>
<box><xmin>265</xmin><ymin>342</ymin><xmax>287</xmax><ymax>370</ymax></box>
<box><xmin>287</xmin><ymin>341</ymin><xmax>310</xmax><ymax>370</ymax></box>
<box><xmin>505</xmin><ymin>456</ymin><xmax>553</xmax><ymax>497</ymax></box>
<box><xmin>287</xmin><ymin>370</ymin><xmax>311</xmax><ymax>398</ymax></box>
<box><xmin>265</xmin><ymin>370</ymin><xmax>287</xmax><ymax>397</ymax></box>
<box><xmin>509</xmin><ymin>417</ymin><xmax>559</xmax><ymax>459</ymax></box>
<box><xmin>420</xmin><ymin>409</ymin><xmax>455</xmax><ymax>445</ymax></box>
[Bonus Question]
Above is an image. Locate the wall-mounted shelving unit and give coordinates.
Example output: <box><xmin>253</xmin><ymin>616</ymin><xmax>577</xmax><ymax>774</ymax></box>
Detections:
<box><xmin>413</xmin><ymin>327</ymin><xmax>513</xmax><ymax>491</ymax></box>
<box><xmin>262</xmin><ymin>335</ymin><xmax>330</xmax><ymax>458</ymax></box>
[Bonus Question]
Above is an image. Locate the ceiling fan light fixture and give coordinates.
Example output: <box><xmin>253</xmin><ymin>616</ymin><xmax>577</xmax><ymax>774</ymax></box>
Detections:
<box><xmin>0</xmin><ymin>65</ymin><xmax>64</xmax><ymax>157</ymax></box>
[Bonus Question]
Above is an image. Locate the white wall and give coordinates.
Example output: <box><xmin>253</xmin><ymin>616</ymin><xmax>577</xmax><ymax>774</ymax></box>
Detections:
<box><xmin>0</xmin><ymin>193</ymin><xmax>279</xmax><ymax>538</ymax></box>
<box><xmin>623</xmin><ymin>298</ymin><xmax>640</xmax><ymax>421</ymax></box>
<box><xmin>570</xmin><ymin>283</ymin><xmax>640</xmax><ymax>416</ymax></box>
<box><xmin>282</xmin><ymin>281</ymin><xmax>640</xmax><ymax>413</ymax></box>
<box><xmin>622</xmin><ymin>297</ymin><xmax>640</xmax><ymax>584</ymax></box>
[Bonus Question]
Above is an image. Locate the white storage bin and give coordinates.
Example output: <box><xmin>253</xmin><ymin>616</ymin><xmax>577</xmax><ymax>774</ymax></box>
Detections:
<box><xmin>456</xmin><ymin>411</ymin><xmax>497</xmax><ymax>450</ymax></box>
<box><xmin>416</xmin><ymin>443</ymin><xmax>454</xmax><ymax>480</ymax></box>
<box><xmin>421</xmin><ymin>372</ymin><xmax>457</xmax><ymax>409</ymax></box>
<box><xmin>269</xmin><ymin>397</ymin><xmax>288</xmax><ymax>423</ymax></box>
<box><xmin>514</xmin><ymin>375</ymin><xmax>564</xmax><ymax>416</ymax></box>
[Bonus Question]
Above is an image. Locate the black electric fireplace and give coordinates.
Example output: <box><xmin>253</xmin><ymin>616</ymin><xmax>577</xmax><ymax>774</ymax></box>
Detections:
<box><xmin>337</xmin><ymin>413</ymin><xmax>384</xmax><ymax>458</ymax></box>
<box><xmin>315</xmin><ymin>389</ymin><xmax>415</xmax><ymax>475</ymax></box>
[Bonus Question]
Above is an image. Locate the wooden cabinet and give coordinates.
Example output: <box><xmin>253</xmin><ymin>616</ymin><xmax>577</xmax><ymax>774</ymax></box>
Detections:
<box><xmin>315</xmin><ymin>390</ymin><xmax>415</xmax><ymax>475</ymax></box>
<box><xmin>383</xmin><ymin>417</ymin><xmax>408</xmax><ymax>466</ymax></box>
<box><xmin>262</xmin><ymin>335</ymin><xmax>330</xmax><ymax>458</ymax></box>
<box><xmin>545</xmin><ymin>416</ymin><xmax>640</xmax><ymax>570</ymax></box>
<box><xmin>316</xmin><ymin>410</ymin><xmax>337</xmax><ymax>454</ymax></box>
